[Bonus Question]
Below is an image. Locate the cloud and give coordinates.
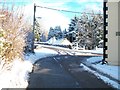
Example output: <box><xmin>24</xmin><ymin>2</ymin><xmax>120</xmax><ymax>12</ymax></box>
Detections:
<box><xmin>32</xmin><ymin>0</ymin><xmax>70</xmax><ymax>10</ymax></box>
<box><xmin>35</xmin><ymin>7</ymin><xmax>70</xmax><ymax>30</ymax></box>
<box><xmin>84</xmin><ymin>3</ymin><xmax>103</xmax><ymax>13</ymax></box>
<box><xmin>1</xmin><ymin>0</ymin><xmax>103</xmax><ymax>31</ymax></box>
<box><xmin>24</xmin><ymin>3</ymin><xmax>70</xmax><ymax>31</ymax></box>
<box><xmin>24</xmin><ymin>0</ymin><xmax>103</xmax><ymax>31</ymax></box>
<box><xmin>68</xmin><ymin>1</ymin><xmax>103</xmax><ymax>14</ymax></box>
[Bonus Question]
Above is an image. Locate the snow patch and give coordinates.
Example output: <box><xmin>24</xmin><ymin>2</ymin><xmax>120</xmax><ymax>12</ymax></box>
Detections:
<box><xmin>80</xmin><ymin>63</ymin><xmax>120</xmax><ymax>89</ymax></box>
<box><xmin>86</xmin><ymin>57</ymin><xmax>120</xmax><ymax>81</ymax></box>
<box><xmin>25</xmin><ymin>48</ymin><xmax>58</xmax><ymax>64</ymax></box>
<box><xmin>0</xmin><ymin>59</ymin><xmax>30</xmax><ymax>89</ymax></box>
<box><xmin>86</xmin><ymin>56</ymin><xmax>103</xmax><ymax>63</ymax></box>
<box><xmin>80</xmin><ymin>48</ymin><xmax>103</xmax><ymax>54</ymax></box>
<box><xmin>0</xmin><ymin>47</ymin><xmax>58</xmax><ymax>89</ymax></box>
<box><xmin>92</xmin><ymin>64</ymin><xmax>120</xmax><ymax>81</ymax></box>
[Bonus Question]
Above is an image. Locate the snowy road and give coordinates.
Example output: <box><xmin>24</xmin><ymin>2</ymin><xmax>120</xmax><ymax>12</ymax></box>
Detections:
<box><xmin>27</xmin><ymin>55</ymin><xmax>114</xmax><ymax>88</ymax></box>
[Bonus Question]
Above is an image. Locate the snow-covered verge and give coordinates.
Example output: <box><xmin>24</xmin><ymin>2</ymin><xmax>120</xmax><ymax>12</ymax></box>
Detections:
<box><xmin>0</xmin><ymin>44</ymin><xmax>119</xmax><ymax>89</ymax></box>
<box><xmin>0</xmin><ymin>58</ymin><xmax>31</xmax><ymax>89</ymax></box>
<box><xmin>0</xmin><ymin>47</ymin><xmax>58</xmax><ymax>89</ymax></box>
<box><xmin>83</xmin><ymin>56</ymin><xmax>120</xmax><ymax>89</ymax></box>
<box><xmin>25</xmin><ymin>48</ymin><xmax>58</xmax><ymax>64</ymax></box>
<box><xmin>39</xmin><ymin>44</ymin><xmax>103</xmax><ymax>56</ymax></box>
<box><xmin>79</xmin><ymin>48</ymin><xmax>103</xmax><ymax>54</ymax></box>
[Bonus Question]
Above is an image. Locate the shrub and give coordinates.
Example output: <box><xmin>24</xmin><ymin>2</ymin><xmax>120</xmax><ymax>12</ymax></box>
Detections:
<box><xmin>0</xmin><ymin>4</ymin><xmax>29</xmax><ymax>64</ymax></box>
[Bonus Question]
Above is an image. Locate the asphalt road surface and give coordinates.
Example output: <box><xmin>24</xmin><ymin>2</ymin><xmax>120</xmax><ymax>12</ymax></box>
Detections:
<box><xmin>27</xmin><ymin>55</ymin><xmax>114</xmax><ymax>89</ymax></box>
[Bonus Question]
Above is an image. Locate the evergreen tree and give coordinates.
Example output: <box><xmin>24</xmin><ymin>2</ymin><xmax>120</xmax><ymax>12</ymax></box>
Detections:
<box><xmin>67</xmin><ymin>12</ymin><xmax>103</xmax><ymax>50</ymax></box>
<box><xmin>47</xmin><ymin>27</ymin><xmax>54</xmax><ymax>40</ymax></box>
<box><xmin>47</xmin><ymin>26</ymin><xmax>63</xmax><ymax>40</ymax></box>
<box><xmin>54</xmin><ymin>26</ymin><xmax>62</xmax><ymax>39</ymax></box>
<box><xmin>67</xmin><ymin>16</ymin><xmax>78</xmax><ymax>42</ymax></box>
<box><xmin>62</xmin><ymin>28</ymin><xmax>67</xmax><ymax>38</ymax></box>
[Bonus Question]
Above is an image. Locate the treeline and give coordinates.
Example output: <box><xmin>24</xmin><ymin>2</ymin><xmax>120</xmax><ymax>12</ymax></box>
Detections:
<box><xmin>47</xmin><ymin>26</ymin><xmax>63</xmax><ymax>40</ymax></box>
<box><xmin>46</xmin><ymin>12</ymin><xmax>103</xmax><ymax>50</ymax></box>
<box><xmin>66</xmin><ymin>12</ymin><xmax>103</xmax><ymax>50</ymax></box>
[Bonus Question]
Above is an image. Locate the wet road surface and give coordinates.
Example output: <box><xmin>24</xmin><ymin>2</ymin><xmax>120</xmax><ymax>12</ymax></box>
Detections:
<box><xmin>27</xmin><ymin>55</ymin><xmax>114</xmax><ymax>89</ymax></box>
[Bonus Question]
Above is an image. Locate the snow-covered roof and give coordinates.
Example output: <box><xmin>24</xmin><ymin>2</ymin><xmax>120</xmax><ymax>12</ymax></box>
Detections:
<box><xmin>53</xmin><ymin>38</ymin><xmax>72</xmax><ymax>45</ymax></box>
<box><xmin>46</xmin><ymin>37</ymin><xmax>72</xmax><ymax>46</ymax></box>
<box><xmin>46</xmin><ymin>37</ymin><xmax>56</xmax><ymax>44</ymax></box>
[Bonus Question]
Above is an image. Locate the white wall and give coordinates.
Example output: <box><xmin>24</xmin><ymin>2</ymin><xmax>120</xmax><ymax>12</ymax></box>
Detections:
<box><xmin>106</xmin><ymin>1</ymin><xmax>120</xmax><ymax>65</ymax></box>
<box><xmin>118</xmin><ymin>1</ymin><xmax>120</xmax><ymax>65</ymax></box>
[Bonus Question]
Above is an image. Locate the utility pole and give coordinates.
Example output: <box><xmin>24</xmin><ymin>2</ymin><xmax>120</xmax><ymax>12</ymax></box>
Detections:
<box><xmin>33</xmin><ymin>3</ymin><xmax>36</xmax><ymax>34</ymax></box>
<box><xmin>32</xmin><ymin>3</ymin><xmax>36</xmax><ymax>52</ymax></box>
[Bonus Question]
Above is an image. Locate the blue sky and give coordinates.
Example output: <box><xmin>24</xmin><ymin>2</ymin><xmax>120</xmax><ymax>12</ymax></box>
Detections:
<box><xmin>1</xmin><ymin>0</ymin><xmax>103</xmax><ymax>15</ymax></box>
<box><xmin>33</xmin><ymin>0</ymin><xmax>103</xmax><ymax>18</ymax></box>
<box><xmin>0</xmin><ymin>0</ymin><xmax>103</xmax><ymax>30</ymax></box>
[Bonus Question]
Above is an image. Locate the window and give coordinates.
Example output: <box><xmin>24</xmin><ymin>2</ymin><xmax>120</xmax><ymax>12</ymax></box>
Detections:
<box><xmin>116</xmin><ymin>32</ymin><xmax>120</xmax><ymax>36</ymax></box>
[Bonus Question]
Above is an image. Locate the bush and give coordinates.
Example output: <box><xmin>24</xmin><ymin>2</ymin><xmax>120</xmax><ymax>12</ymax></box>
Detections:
<box><xmin>0</xmin><ymin>5</ymin><xmax>29</xmax><ymax>64</ymax></box>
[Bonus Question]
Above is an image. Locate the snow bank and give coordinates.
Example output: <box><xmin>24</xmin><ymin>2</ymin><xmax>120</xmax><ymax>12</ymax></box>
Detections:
<box><xmin>86</xmin><ymin>57</ymin><xmax>120</xmax><ymax>81</ymax></box>
<box><xmin>85</xmin><ymin>56</ymin><xmax>120</xmax><ymax>89</ymax></box>
<box><xmin>86</xmin><ymin>56</ymin><xmax>103</xmax><ymax>63</ymax></box>
<box><xmin>80</xmin><ymin>63</ymin><xmax>120</xmax><ymax>89</ymax></box>
<box><xmin>25</xmin><ymin>48</ymin><xmax>58</xmax><ymax>64</ymax></box>
<box><xmin>0</xmin><ymin>47</ymin><xmax>58</xmax><ymax>89</ymax></box>
<box><xmin>0</xmin><ymin>59</ymin><xmax>30</xmax><ymax>89</ymax></box>
<box><xmin>93</xmin><ymin>64</ymin><xmax>120</xmax><ymax>81</ymax></box>
<box><xmin>80</xmin><ymin>48</ymin><xmax>103</xmax><ymax>54</ymax></box>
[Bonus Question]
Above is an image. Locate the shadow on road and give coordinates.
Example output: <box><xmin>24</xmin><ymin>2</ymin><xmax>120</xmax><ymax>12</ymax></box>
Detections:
<box><xmin>27</xmin><ymin>55</ymin><xmax>115</xmax><ymax>89</ymax></box>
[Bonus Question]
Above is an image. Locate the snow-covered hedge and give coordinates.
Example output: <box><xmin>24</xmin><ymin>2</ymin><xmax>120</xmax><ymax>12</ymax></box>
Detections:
<box><xmin>0</xmin><ymin>4</ymin><xmax>32</xmax><ymax>89</ymax></box>
<box><xmin>0</xmin><ymin>9</ymin><xmax>27</xmax><ymax>63</ymax></box>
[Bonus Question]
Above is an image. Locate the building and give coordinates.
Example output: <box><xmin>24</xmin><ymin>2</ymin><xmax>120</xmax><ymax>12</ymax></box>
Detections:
<box><xmin>105</xmin><ymin>0</ymin><xmax>120</xmax><ymax>65</ymax></box>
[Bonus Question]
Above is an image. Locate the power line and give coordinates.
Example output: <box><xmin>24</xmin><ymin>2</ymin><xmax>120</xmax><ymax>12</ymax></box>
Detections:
<box><xmin>35</xmin><ymin>5</ymin><xmax>103</xmax><ymax>15</ymax></box>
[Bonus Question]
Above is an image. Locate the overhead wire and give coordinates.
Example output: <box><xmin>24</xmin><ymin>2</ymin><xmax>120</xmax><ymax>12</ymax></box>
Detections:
<box><xmin>35</xmin><ymin>5</ymin><xmax>103</xmax><ymax>15</ymax></box>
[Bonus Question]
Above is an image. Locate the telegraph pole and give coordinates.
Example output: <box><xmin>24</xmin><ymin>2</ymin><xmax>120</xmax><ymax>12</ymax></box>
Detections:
<box><xmin>33</xmin><ymin>3</ymin><xmax>36</xmax><ymax>34</ymax></box>
<box><xmin>32</xmin><ymin>3</ymin><xmax>36</xmax><ymax>52</ymax></box>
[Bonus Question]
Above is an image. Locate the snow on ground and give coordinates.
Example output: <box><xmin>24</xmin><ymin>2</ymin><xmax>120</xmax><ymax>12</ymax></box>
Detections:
<box><xmin>86</xmin><ymin>56</ymin><xmax>103</xmax><ymax>63</ymax></box>
<box><xmin>0</xmin><ymin>58</ymin><xmax>30</xmax><ymax>89</ymax></box>
<box><xmin>39</xmin><ymin>44</ymin><xmax>103</xmax><ymax>56</ymax></box>
<box><xmin>23</xmin><ymin>47</ymin><xmax>58</xmax><ymax>87</ymax></box>
<box><xmin>25</xmin><ymin>47</ymin><xmax>58</xmax><ymax>64</ymax></box>
<box><xmin>0</xmin><ymin>47</ymin><xmax>58</xmax><ymax>89</ymax></box>
<box><xmin>86</xmin><ymin>57</ymin><xmax>120</xmax><ymax>81</ymax></box>
<box><xmin>79</xmin><ymin>47</ymin><xmax>103</xmax><ymax>54</ymax></box>
<box><xmin>22</xmin><ymin>47</ymin><xmax>119</xmax><ymax>89</ymax></box>
<box><xmin>84</xmin><ymin>56</ymin><xmax>120</xmax><ymax>89</ymax></box>
<box><xmin>0</xmin><ymin>44</ymin><xmax>119</xmax><ymax>89</ymax></box>
<box><xmin>80</xmin><ymin>63</ymin><xmax>120</xmax><ymax>89</ymax></box>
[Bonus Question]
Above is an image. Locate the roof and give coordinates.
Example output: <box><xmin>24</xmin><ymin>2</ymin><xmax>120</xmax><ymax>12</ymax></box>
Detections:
<box><xmin>53</xmin><ymin>38</ymin><xmax>72</xmax><ymax>45</ymax></box>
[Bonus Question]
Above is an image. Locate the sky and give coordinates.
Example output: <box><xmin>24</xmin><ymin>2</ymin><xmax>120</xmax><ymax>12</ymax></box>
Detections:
<box><xmin>0</xmin><ymin>0</ymin><xmax>103</xmax><ymax>30</ymax></box>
